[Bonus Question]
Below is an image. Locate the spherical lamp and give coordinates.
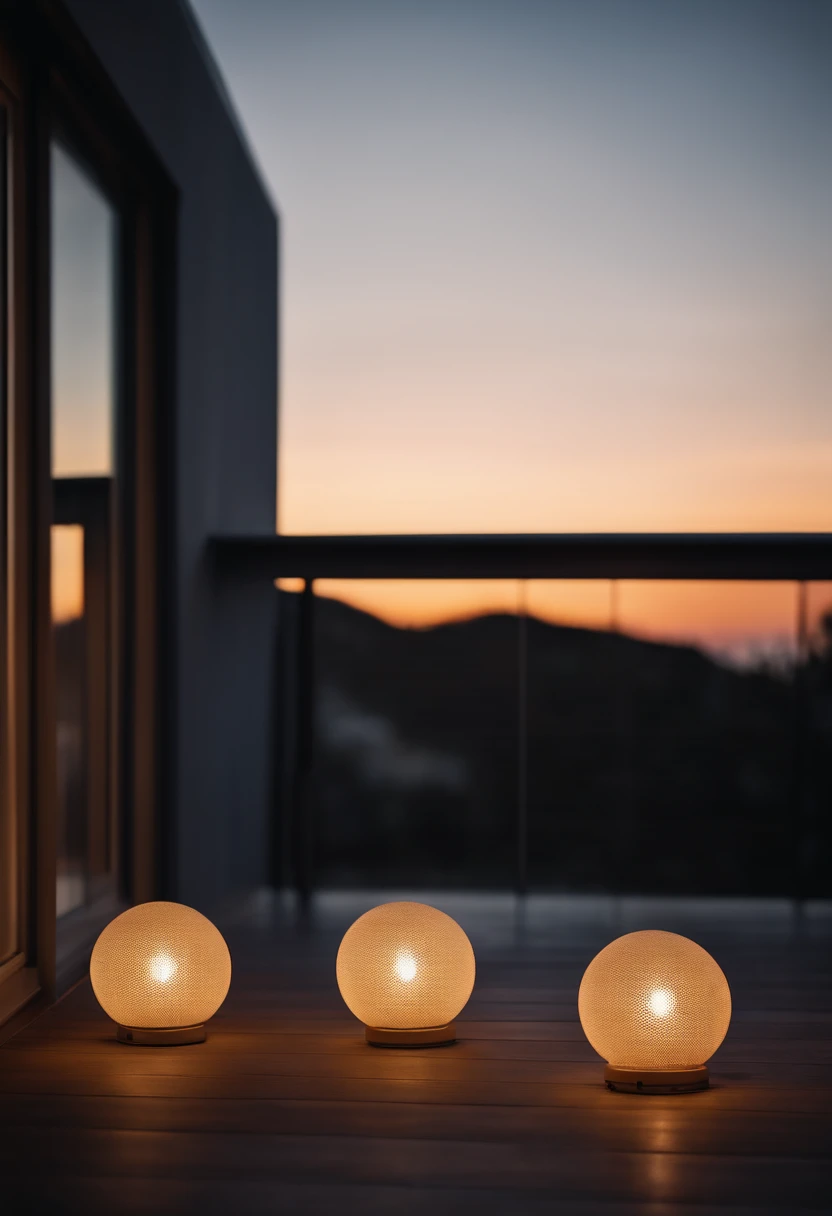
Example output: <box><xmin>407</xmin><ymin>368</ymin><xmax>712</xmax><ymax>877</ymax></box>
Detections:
<box><xmin>336</xmin><ymin>901</ymin><xmax>476</xmax><ymax>1046</ymax></box>
<box><xmin>578</xmin><ymin>929</ymin><xmax>731</xmax><ymax>1093</ymax></box>
<box><xmin>90</xmin><ymin>901</ymin><xmax>232</xmax><ymax>1045</ymax></box>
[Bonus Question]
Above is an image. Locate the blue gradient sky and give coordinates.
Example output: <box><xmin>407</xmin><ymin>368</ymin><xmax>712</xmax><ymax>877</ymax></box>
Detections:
<box><xmin>190</xmin><ymin>0</ymin><xmax>831</xmax><ymax>542</ymax></box>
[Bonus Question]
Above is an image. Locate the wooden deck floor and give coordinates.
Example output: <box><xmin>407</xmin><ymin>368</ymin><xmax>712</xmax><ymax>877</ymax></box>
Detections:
<box><xmin>1</xmin><ymin>893</ymin><xmax>831</xmax><ymax>1214</ymax></box>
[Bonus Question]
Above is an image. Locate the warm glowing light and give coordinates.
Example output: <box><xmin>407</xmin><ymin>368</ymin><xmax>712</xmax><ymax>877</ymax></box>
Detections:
<box><xmin>578</xmin><ymin>930</ymin><xmax>731</xmax><ymax>1092</ymax></box>
<box><xmin>648</xmin><ymin>988</ymin><xmax>674</xmax><ymax>1018</ymax></box>
<box><xmin>90</xmin><ymin>902</ymin><xmax>232</xmax><ymax>1044</ymax></box>
<box><xmin>395</xmin><ymin>953</ymin><xmax>417</xmax><ymax>983</ymax></box>
<box><xmin>149</xmin><ymin>953</ymin><xmax>177</xmax><ymax>985</ymax></box>
<box><xmin>336</xmin><ymin>901</ymin><xmax>476</xmax><ymax>1045</ymax></box>
<box><xmin>308</xmin><ymin>578</ymin><xmax>804</xmax><ymax>664</ymax></box>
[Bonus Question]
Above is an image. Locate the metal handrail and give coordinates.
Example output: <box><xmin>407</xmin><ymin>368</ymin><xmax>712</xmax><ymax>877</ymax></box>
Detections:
<box><xmin>213</xmin><ymin>532</ymin><xmax>832</xmax><ymax>581</ymax></box>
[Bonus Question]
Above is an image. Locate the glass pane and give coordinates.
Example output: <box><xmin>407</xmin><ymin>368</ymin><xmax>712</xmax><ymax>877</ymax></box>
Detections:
<box><xmin>298</xmin><ymin>580</ymin><xmax>520</xmax><ymax>887</ymax></box>
<box><xmin>51</xmin><ymin>145</ymin><xmax>114</xmax><ymax>480</ymax></box>
<box><xmin>528</xmin><ymin>581</ymin><xmax>801</xmax><ymax>894</ymax></box>
<box><xmin>51</xmin><ymin>143</ymin><xmax>118</xmax><ymax>918</ymax></box>
<box><xmin>279</xmin><ymin>577</ymin><xmax>829</xmax><ymax>898</ymax></box>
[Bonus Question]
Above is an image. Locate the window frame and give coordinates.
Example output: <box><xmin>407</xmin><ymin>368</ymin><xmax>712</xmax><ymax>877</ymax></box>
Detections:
<box><xmin>0</xmin><ymin>3</ymin><xmax>175</xmax><ymax>1022</ymax></box>
<box><xmin>48</xmin><ymin>117</ymin><xmax>131</xmax><ymax>985</ymax></box>
<box><xmin>0</xmin><ymin>36</ymin><xmax>38</xmax><ymax>1027</ymax></box>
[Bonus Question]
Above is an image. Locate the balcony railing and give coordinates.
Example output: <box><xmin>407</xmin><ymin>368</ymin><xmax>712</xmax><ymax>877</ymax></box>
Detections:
<box><xmin>215</xmin><ymin>531</ymin><xmax>832</xmax><ymax>581</ymax></box>
<box><xmin>214</xmin><ymin>533</ymin><xmax>832</xmax><ymax>902</ymax></box>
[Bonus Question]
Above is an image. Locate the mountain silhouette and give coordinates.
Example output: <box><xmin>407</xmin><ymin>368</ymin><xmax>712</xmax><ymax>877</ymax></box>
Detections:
<box><xmin>290</xmin><ymin>594</ymin><xmax>832</xmax><ymax>897</ymax></box>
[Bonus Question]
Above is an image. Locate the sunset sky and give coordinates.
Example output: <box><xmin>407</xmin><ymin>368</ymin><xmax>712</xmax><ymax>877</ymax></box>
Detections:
<box><xmin>55</xmin><ymin>2</ymin><xmax>832</xmax><ymax>649</ymax></box>
<box><xmin>190</xmin><ymin>0</ymin><xmax>830</xmax><ymax>528</ymax></box>
<box><xmin>51</xmin><ymin>144</ymin><xmax>115</xmax><ymax>482</ymax></box>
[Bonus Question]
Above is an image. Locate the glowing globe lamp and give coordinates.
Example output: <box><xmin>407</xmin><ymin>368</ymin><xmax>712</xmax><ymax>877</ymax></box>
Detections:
<box><xmin>336</xmin><ymin>901</ymin><xmax>476</xmax><ymax>1046</ymax></box>
<box><xmin>578</xmin><ymin>929</ymin><xmax>731</xmax><ymax>1093</ymax></box>
<box><xmin>90</xmin><ymin>901</ymin><xmax>232</xmax><ymax>1045</ymax></box>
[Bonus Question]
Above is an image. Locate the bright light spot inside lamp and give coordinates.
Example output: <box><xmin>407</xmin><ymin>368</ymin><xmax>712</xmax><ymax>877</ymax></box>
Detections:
<box><xmin>648</xmin><ymin>988</ymin><xmax>674</xmax><ymax>1018</ymax></box>
<box><xmin>336</xmin><ymin>901</ymin><xmax>476</xmax><ymax>1046</ymax></box>
<box><xmin>578</xmin><ymin>930</ymin><xmax>731</xmax><ymax>1093</ymax></box>
<box><xmin>395</xmin><ymin>953</ymin><xmax>418</xmax><ymax>983</ymax></box>
<box><xmin>149</xmin><ymin>952</ymin><xmax>177</xmax><ymax>985</ymax></box>
<box><xmin>90</xmin><ymin>902</ymin><xmax>232</xmax><ymax>1046</ymax></box>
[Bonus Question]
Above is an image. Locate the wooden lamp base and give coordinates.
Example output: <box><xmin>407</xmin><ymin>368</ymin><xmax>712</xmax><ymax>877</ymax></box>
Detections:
<box><xmin>116</xmin><ymin>1024</ymin><xmax>207</xmax><ymax>1046</ymax></box>
<box><xmin>604</xmin><ymin>1064</ymin><xmax>709</xmax><ymax>1094</ymax></box>
<box><xmin>365</xmin><ymin>1022</ymin><xmax>457</xmax><ymax>1047</ymax></box>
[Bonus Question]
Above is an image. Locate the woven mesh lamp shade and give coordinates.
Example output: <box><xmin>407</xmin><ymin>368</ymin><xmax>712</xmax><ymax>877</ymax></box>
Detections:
<box><xmin>336</xmin><ymin>901</ymin><xmax>476</xmax><ymax>1046</ymax></box>
<box><xmin>578</xmin><ymin>929</ymin><xmax>731</xmax><ymax>1093</ymax></box>
<box><xmin>90</xmin><ymin>902</ymin><xmax>232</xmax><ymax>1045</ymax></box>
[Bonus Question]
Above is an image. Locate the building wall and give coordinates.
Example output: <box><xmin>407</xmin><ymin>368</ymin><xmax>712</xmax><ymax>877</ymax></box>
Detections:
<box><xmin>61</xmin><ymin>0</ymin><xmax>279</xmax><ymax>910</ymax></box>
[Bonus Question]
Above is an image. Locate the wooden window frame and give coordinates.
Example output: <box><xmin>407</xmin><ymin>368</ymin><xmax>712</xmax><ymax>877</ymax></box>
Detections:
<box><xmin>0</xmin><ymin>1</ymin><xmax>175</xmax><ymax>1022</ymax></box>
<box><xmin>0</xmin><ymin>37</ymin><xmax>37</xmax><ymax>1026</ymax></box>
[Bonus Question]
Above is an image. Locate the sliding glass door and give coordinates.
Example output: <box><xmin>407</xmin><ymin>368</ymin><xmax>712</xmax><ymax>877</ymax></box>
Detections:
<box><xmin>50</xmin><ymin>142</ymin><xmax>123</xmax><ymax>935</ymax></box>
<box><xmin>50</xmin><ymin>139</ymin><xmax>127</xmax><ymax>977</ymax></box>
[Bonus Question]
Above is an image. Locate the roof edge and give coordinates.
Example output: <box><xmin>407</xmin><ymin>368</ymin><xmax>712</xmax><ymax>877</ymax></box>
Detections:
<box><xmin>176</xmin><ymin>0</ymin><xmax>281</xmax><ymax>219</ymax></box>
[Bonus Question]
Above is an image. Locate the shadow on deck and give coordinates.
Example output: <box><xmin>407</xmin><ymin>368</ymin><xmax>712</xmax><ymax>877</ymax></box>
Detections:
<box><xmin>1</xmin><ymin>893</ymin><xmax>831</xmax><ymax>1214</ymax></box>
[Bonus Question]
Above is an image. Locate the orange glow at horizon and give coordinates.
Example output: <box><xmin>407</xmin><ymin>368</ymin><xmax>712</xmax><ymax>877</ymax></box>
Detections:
<box><xmin>51</xmin><ymin>525</ymin><xmax>84</xmax><ymax>624</ymax></box>
<box><xmin>278</xmin><ymin>577</ymin><xmax>832</xmax><ymax>663</ymax></box>
<box><xmin>279</xmin><ymin>434</ymin><xmax>832</xmax><ymax>541</ymax></box>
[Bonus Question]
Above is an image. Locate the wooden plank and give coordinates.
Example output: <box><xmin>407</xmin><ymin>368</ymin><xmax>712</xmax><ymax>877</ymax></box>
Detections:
<box><xmin>0</xmin><ymin>1094</ymin><xmax>829</xmax><ymax>1158</ymax></box>
<box><xmin>8</xmin><ymin>1175</ymin><xmax>824</xmax><ymax>1216</ymax></box>
<box><xmin>1</xmin><ymin>1128</ymin><xmax>831</xmax><ymax>1208</ymax></box>
<box><xmin>10</xmin><ymin>1026</ymin><xmax>832</xmax><ymax>1069</ymax></box>
<box><xmin>3</xmin><ymin>1041</ymin><xmax>832</xmax><ymax>1087</ymax></box>
<box><xmin>0</xmin><ymin>1067</ymin><xmax>828</xmax><ymax>1115</ymax></box>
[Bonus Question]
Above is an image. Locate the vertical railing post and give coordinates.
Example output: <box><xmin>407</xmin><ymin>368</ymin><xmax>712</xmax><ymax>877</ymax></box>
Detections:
<box><xmin>516</xmin><ymin>580</ymin><xmax>528</xmax><ymax>895</ymax></box>
<box><xmin>791</xmin><ymin>581</ymin><xmax>809</xmax><ymax>903</ymax></box>
<box><xmin>270</xmin><ymin>585</ymin><xmax>284</xmax><ymax>889</ymax></box>
<box><xmin>290</xmin><ymin>578</ymin><xmax>315</xmax><ymax>904</ymax></box>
